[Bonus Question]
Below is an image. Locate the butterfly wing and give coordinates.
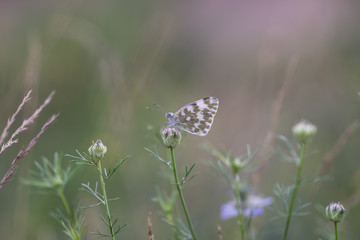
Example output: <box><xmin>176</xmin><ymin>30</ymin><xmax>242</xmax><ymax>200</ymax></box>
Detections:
<box><xmin>173</xmin><ymin>97</ymin><xmax>219</xmax><ymax>136</ymax></box>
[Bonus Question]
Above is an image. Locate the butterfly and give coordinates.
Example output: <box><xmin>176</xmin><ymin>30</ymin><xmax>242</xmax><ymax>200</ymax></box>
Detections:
<box><xmin>165</xmin><ymin>97</ymin><xmax>219</xmax><ymax>136</ymax></box>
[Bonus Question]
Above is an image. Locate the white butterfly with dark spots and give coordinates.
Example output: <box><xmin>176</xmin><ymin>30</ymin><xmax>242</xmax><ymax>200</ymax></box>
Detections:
<box><xmin>165</xmin><ymin>97</ymin><xmax>219</xmax><ymax>136</ymax></box>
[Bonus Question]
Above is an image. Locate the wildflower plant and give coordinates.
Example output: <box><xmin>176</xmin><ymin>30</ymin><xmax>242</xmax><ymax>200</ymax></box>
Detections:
<box><xmin>146</xmin><ymin>126</ymin><xmax>199</xmax><ymax>240</ymax></box>
<box><xmin>146</xmin><ymin>146</ymin><xmax>184</xmax><ymax>239</ymax></box>
<box><xmin>326</xmin><ymin>202</ymin><xmax>346</xmax><ymax>240</ymax></box>
<box><xmin>162</xmin><ymin>127</ymin><xmax>197</xmax><ymax>240</ymax></box>
<box><xmin>203</xmin><ymin>143</ymin><xmax>270</xmax><ymax>240</ymax></box>
<box><xmin>67</xmin><ymin>139</ymin><xmax>129</xmax><ymax>240</ymax></box>
<box><xmin>152</xmin><ymin>186</ymin><xmax>178</xmax><ymax>230</ymax></box>
<box><xmin>24</xmin><ymin>152</ymin><xmax>85</xmax><ymax>240</ymax></box>
<box><xmin>146</xmin><ymin>96</ymin><xmax>219</xmax><ymax>239</ymax></box>
<box><xmin>272</xmin><ymin>119</ymin><xmax>317</xmax><ymax>240</ymax></box>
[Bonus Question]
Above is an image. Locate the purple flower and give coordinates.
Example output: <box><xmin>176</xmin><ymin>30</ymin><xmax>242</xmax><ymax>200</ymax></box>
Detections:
<box><xmin>220</xmin><ymin>201</ymin><xmax>239</xmax><ymax>220</ymax></box>
<box><xmin>220</xmin><ymin>195</ymin><xmax>273</xmax><ymax>220</ymax></box>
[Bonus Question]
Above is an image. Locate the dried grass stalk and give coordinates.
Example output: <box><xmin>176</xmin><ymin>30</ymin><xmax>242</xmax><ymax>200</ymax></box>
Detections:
<box><xmin>0</xmin><ymin>114</ymin><xmax>58</xmax><ymax>188</ymax></box>
<box><xmin>0</xmin><ymin>91</ymin><xmax>55</xmax><ymax>154</ymax></box>
<box><xmin>147</xmin><ymin>212</ymin><xmax>155</xmax><ymax>240</ymax></box>
<box><xmin>0</xmin><ymin>90</ymin><xmax>58</xmax><ymax>189</ymax></box>
<box><xmin>0</xmin><ymin>90</ymin><xmax>32</xmax><ymax>146</ymax></box>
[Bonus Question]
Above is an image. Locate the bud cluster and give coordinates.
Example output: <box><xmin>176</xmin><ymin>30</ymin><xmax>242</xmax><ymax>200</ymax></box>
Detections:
<box><xmin>326</xmin><ymin>201</ymin><xmax>346</xmax><ymax>222</ymax></box>
<box><xmin>292</xmin><ymin>119</ymin><xmax>317</xmax><ymax>144</ymax></box>
<box><xmin>88</xmin><ymin>139</ymin><xmax>107</xmax><ymax>158</ymax></box>
<box><xmin>161</xmin><ymin>127</ymin><xmax>182</xmax><ymax>148</ymax></box>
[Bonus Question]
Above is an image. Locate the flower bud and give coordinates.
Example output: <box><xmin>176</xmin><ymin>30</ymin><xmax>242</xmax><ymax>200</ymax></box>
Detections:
<box><xmin>292</xmin><ymin>119</ymin><xmax>317</xmax><ymax>144</ymax></box>
<box><xmin>88</xmin><ymin>139</ymin><xmax>107</xmax><ymax>158</ymax></box>
<box><xmin>326</xmin><ymin>202</ymin><xmax>346</xmax><ymax>222</ymax></box>
<box><xmin>161</xmin><ymin>127</ymin><xmax>181</xmax><ymax>148</ymax></box>
<box><xmin>231</xmin><ymin>157</ymin><xmax>242</xmax><ymax>174</ymax></box>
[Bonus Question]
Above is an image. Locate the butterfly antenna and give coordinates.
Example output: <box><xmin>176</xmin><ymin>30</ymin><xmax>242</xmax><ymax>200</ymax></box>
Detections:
<box><xmin>146</xmin><ymin>106</ymin><xmax>156</xmax><ymax>111</ymax></box>
<box><xmin>146</xmin><ymin>102</ymin><xmax>166</xmax><ymax>113</ymax></box>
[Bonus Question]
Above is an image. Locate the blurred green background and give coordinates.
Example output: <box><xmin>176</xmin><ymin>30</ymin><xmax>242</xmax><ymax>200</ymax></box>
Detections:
<box><xmin>1</xmin><ymin>0</ymin><xmax>360</xmax><ymax>239</ymax></box>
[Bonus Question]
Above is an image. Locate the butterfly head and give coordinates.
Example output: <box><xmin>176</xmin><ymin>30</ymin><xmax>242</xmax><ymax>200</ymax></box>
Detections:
<box><xmin>165</xmin><ymin>112</ymin><xmax>178</xmax><ymax>127</ymax></box>
<box><xmin>165</xmin><ymin>112</ymin><xmax>174</xmax><ymax>119</ymax></box>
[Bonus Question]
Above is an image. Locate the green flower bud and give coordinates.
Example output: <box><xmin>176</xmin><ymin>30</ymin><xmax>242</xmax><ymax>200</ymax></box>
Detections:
<box><xmin>230</xmin><ymin>157</ymin><xmax>242</xmax><ymax>174</ymax></box>
<box><xmin>292</xmin><ymin>119</ymin><xmax>317</xmax><ymax>144</ymax></box>
<box><xmin>326</xmin><ymin>202</ymin><xmax>346</xmax><ymax>222</ymax></box>
<box><xmin>161</xmin><ymin>127</ymin><xmax>181</xmax><ymax>148</ymax></box>
<box><xmin>88</xmin><ymin>139</ymin><xmax>107</xmax><ymax>158</ymax></box>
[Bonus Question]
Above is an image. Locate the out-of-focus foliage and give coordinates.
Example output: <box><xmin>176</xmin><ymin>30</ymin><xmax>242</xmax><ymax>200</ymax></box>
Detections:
<box><xmin>1</xmin><ymin>0</ymin><xmax>360</xmax><ymax>239</ymax></box>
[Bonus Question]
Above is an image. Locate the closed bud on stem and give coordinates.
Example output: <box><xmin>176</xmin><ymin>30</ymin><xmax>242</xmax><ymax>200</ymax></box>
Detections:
<box><xmin>326</xmin><ymin>201</ymin><xmax>346</xmax><ymax>222</ymax></box>
<box><xmin>88</xmin><ymin>139</ymin><xmax>107</xmax><ymax>158</ymax></box>
<box><xmin>292</xmin><ymin>119</ymin><xmax>317</xmax><ymax>144</ymax></box>
<box><xmin>231</xmin><ymin>157</ymin><xmax>242</xmax><ymax>174</ymax></box>
<box><xmin>161</xmin><ymin>127</ymin><xmax>181</xmax><ymax>149</ymax></box>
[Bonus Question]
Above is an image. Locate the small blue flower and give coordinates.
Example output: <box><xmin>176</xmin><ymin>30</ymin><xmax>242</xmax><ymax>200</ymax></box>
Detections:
<box><xmin>220</xmin><ymin>195</ymin><xmax>273</xmax><ymax>220</ymax></box>
<box><xmin>220</xmin><ymin>201</ymin><xmax>238</xmax><ymax>219</ymax></box>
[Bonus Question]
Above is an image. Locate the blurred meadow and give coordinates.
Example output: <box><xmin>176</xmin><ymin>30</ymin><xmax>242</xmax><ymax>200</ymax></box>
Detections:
<box><xmin>1</xmin><ymin>0</ymin><xmax>360</xmax><ymax>239</ymax></box>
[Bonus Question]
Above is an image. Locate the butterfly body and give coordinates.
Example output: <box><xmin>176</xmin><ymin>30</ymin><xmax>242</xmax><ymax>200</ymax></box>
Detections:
<box><xmin>165</xmin><ymin>97</ymin><xmax>219</xmax><ymax>136</ymax></box>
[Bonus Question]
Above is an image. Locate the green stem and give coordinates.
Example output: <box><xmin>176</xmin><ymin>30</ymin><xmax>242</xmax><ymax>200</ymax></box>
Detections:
<box><xmin>57</xmin><ymin>187</ymin><xmax>73</xmax><ymax>223</ymax></box>
<box><xmin>283</xmin><ymin>144</ymin><xmax>305</xmax><ymax>240</ymax></box>
<box><xmin>97</xmin><ymin>160</ymin><xmax>115</xmax><ymax>240</ymax></box>
<box><xmin>170</xmin><ymin>147</ymin><xmax>197</xmax><ymax>240</ymax></box>
<box><xmin>166</xmin><ymin>168</ymin><xmax>181</xmax><ymax>240</ymax></box>
<box><xmin>334</xmin><ymin>221</ymin><xmax>338</xmax><ymax>240</ymax></box>
<box><xmin>233</xmin><ymin>175</ymin><xmax>246</xmax><ymax>240</ymax></box>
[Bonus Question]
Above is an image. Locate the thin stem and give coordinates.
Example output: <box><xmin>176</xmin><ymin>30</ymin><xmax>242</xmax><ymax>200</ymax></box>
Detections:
<box><xmin>97</xmin><ymin>160</ymin><xmax>115</xmax><ymax>240</ymax></box>
<box><xmin>283</xmin><ymin>144</ymin><xmax>305</xmax><ymax>240</ymax></box>
<box><xmin>233</xmin><ymin>175</ymin><xmax>246</xmax><ymax>240</ymax></box>
<box><xmin>170</xmin><ymin>147</ymin><xmax>197</xmax><ymax>240</ymax></box>
<box><xmin>57</xmin><ymin>187</ymin><xmax>73</xmax><ymax>223</ymax></box>
<box><xmin>334</xmin><ymin>221</ymin><xmax>338</xmax><ymax>240</ymax></box>
<box><xmin>166</xmin><ymin>168</ymin><xmax>180</xmax><ymax>239</ymax></box>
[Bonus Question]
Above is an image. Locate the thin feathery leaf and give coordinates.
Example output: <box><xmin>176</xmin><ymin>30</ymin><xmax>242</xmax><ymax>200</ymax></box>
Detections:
<box><xmin>66</xmin><ymin>150</ymin><xmax>94</xmax><ymax>166</ymax></box>
<box><xmin>100</xmin><ymin>215</ymin><xmax>109</xmax><ymax>226</ymax></box>
<box><xmin>290</xmin><ymin>201</ymin><xmax>312</xmax><ymax>217</ymax></box>
<box><xmin>145</xmin><ymin>146</ymin><xmax>172</xmax><ymax>168</ymax></box>
<box><xmin>241</xmin><ymin>144</ymin><xmax>261</xmax><ymax>167</ymax></box>
<box><xmin>277</xmin><ymin>135</ymin><xmax>299</xmax><ymax>163</ymax></box>
<box><xmin>201</xmin><ymin>142</ymin><xmax>229</xmax><ymax>164</ymax></box>
<box><xmin>104</xmin><ymin>155</ymin><xmax>129</xmax><ymax>181</ymax></box>
<box><xmin>181</xmin><ymin>163</ymin><xmax>197</xmax><ymax>185</ymax></box>
<box><xmin>80</xmin><ymin>182</ymin><xmax>105</xmax><ymax>204</ymax></box>
<box><xmin>114</xmin><ymin>223</ymin><xmax>127</xmax><ymax>235</ymax></box>
<box><xmin>215</xmin><ymin>160</ymin><xmax>233</xmax><ymax>186</ymax></box>
<box><xmin>273</xmin><ymin>184</ymin><xmax>293</xmax><ymax>211</ymax></box>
